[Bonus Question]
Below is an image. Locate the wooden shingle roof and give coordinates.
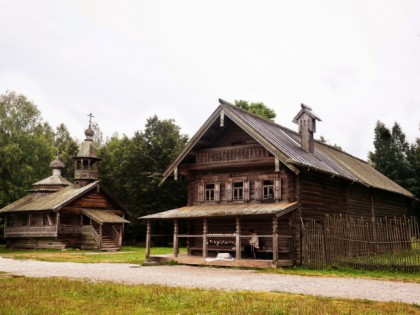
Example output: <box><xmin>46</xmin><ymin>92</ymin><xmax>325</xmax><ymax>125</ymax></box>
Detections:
<box><xmin>0</xmin><ymin>181</ymin><xmax>99</xmax><ymax>213</ymax></box>
<box><xmin>161</xmin><ymin>99</ymin><xmax>414</xmax><ymax>198</ymax></box>
<box><xmin>141</xmin><ymin>202</ymin><xmax>299</xmax><ymax>219</ymax></box>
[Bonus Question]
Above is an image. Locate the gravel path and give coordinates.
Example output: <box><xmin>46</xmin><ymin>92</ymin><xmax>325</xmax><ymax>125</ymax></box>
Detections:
<box><xmin>1</xmin><ymin>257</ymin><xmax>419</xmax><ymax>304</ymax></box>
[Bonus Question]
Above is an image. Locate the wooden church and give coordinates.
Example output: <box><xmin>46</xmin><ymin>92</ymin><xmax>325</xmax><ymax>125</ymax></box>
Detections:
<box><xmin>140</xmin><ymin>99</ymin><xmax>415</xmax><ymax>267</ymax></box>
<box><xmin>0</xmin><ymin>121</ymin><xmax>129</xmax><ymax>250</ymax></box>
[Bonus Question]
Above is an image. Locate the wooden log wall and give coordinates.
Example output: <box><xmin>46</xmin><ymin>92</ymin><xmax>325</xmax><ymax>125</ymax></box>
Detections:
<box><xmin>7</xmin><ymin>238</ymin><xmax>66</xmax><ymax>250</ymax></box>
<box><xmin>299</xmin><ymin>172</ymin><xmax>347</xmax><ymax>219</ymax></box>
<box><xmin>299</xmin><ymin>171</ymin><xmax>411</xmax><ymax>219</ymax></box>
<box><xmin>188</xmin><ymin>165</ymin><xmax>295</xmax><ymax>206</ymax></box>
<box><xmin>211</xmin><ymin>122</ymin><xmax>259</xmax><ymax>147</ymax></box>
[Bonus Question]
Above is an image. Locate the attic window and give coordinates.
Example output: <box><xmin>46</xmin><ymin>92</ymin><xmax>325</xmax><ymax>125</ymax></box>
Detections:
<box><xmin>233</xmin><ymin>182</ymin><xmax>243</xmax><ymax>201</ymax></box>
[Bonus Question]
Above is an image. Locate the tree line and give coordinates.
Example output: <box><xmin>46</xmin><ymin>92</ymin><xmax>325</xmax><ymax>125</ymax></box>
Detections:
<box><xmin>0</xmin><ymin>91</ymin><xmax>419</xmax><ymax>240</ymax></box>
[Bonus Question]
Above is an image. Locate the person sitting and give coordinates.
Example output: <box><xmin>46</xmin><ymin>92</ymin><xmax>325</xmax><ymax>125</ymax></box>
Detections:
<box><xmin>244</xmin><ymin>229</ymin><xmax>259</xmax><ymax>258</ymax></box>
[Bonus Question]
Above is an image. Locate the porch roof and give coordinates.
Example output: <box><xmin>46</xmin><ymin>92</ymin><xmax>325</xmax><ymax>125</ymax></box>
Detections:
<box><xmin>140</xmin><ymin>202</ymin><xmax>299</xmax><ymax>220</ymax></box>
<box><xmin>82</xmin><ymin>209</ymin><xmax>130</xmax><ymax>225</ymax></box>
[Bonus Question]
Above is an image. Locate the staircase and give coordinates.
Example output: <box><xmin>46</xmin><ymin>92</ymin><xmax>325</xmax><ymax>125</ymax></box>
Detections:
<box><xmin>100</xmin><ymin>234</ymin><xmax>119</xmax><ymax>251</ymax></box>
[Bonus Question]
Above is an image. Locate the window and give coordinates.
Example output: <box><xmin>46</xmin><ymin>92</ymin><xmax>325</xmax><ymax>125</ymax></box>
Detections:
<box><xmin>233</xmin><ymin>182</ymin><xmax>243</xmax><ymax>200</ymax></box>
<box><xmin>43</xmin><ymin>215</ymin><xmax>49</xmax><ymax>226</ymax></box>
<box><xmin>262</xmin><ymin>180</ymin><xmax>274</xmax><ymax>200</ymax></box>
<box><xmin>205</xmin><ymin>184</ymin><xmax>215</xmax><ymax>201</ymax></box>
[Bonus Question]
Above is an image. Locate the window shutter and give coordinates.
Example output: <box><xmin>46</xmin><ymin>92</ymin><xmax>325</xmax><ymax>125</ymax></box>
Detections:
<box><xmin>255</xmin><ymin>180</ymin><xmax>262</xmax><ymax>201</ymax></box>
<box><xmin>215</xmin><ymin>181</ymin><xmax>220</xmax><ymax>202</ymax></box>
<box><xmin>198</xmin><ymin>181</ymin><xmax>204</xmax><ymax>203</ymax></box>
<box><xmin>274</xmin><ymin>178</ymin><xmax>281</xmax><ymax>201</ymax></box>
<box><xmin>243</xmin><ymin>180</ymin><xmax>250</xmax><ymax>202</ymax></box>
<box><xmin>225</xmin><ymin>180</ymin><xmax>232</xmax><ymax>202</ymax></box>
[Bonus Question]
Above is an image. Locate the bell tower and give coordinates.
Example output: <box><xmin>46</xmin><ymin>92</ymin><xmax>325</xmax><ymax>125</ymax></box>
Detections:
<box><xmin>73</xmin><ymin>113</ymin><xmax>102</xmax><ymax>187</ymax></box>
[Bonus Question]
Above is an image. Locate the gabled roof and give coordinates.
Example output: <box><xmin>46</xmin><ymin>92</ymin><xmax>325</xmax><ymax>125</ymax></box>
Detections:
<box><xmin>0</xmin><ymin>181</ymin><xmax>100</xmax><ymax>213</ymax></box>
<box><xmin>161</xmin><ymin>99</ymin><xmax>414</xmax><ymax>198</ymax></box>
<box><xmin>140</xmin><ymin>202</ymin><xmax>299</xmax><ymax>219</ymax></box>
<box><xmin>81</xmin><ymin>209</ymin><xmax>130</xmax><ymax>224</ymax></box>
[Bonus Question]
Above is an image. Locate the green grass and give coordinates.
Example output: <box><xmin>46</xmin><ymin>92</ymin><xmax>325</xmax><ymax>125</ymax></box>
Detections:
<box><xmin>0</xmin><ymin>244</ymin><xmax>183</xmax><ymax>264</ymax></box>
<box><xmin>0</xmin><ymin>275</ymin><xmax>419</xmax><ymax>314</ymax></box>
<box><xmin>262</xmin><ymin>265</ymin><xmax>420</xmax><ymax>283</ymax></box>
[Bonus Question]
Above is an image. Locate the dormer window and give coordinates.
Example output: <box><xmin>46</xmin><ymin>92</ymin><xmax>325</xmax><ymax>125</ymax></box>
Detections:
<box><xmin>263</xmin><ymin>180</ymin><xmax>274</xmax><ymax>200</ymax></box>
<box><xmin>205</xmin><ymin>184</ymin><xmax>215</xmax><ymax>201</ymax></box>
<box><xmin>233</xmin><ymin>182</ymin><xmax>243</xmax><ymax>201</ymax></box>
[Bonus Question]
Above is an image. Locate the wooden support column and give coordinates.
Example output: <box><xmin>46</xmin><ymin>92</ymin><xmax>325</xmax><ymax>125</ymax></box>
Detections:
<box><xmin>272</xmin><ymin>216</ymin><xmax>279</xmax><ymax>265</ymax></box>
<box><xmin>202</xmin><ymin>218</ymin><xmax>208</xmax><ymax>258</ymax></box>
<box><xmin>145</xmin><ymin>220</ymin><xmax>151</xmax><ymax>259</ymax></box>
<box><xmin>235</xmin><ymin>217</ymin><xmax>241</xmax><ymax>260</ymax></box>
<box><xmin>119</xmin><ymin>225</ymin><xmax>123</xmax><ymax>247</ymax></box>
<box><xmin>173</xmin><ymin>219</ymin><xmax>179</xmax><ymax>257</ymax></box>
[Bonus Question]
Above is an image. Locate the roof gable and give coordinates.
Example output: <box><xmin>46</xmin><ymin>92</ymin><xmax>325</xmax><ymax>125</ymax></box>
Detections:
<box><xmin>0</xmin><ymin>181</ymin><xmax>99</xmax><ymax>213</ymax></box>
<box><xmin>161</xmin><ymin>99</ymin><xmax>414</xmax><ymax>198</ymax></box>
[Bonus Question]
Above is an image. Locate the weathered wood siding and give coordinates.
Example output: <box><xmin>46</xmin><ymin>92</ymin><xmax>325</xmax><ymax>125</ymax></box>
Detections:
<box><xmin>299</xmin><ymin>171</ymin><xmax>410</xmax><ymax>219</ymax></box>
<box><xmin>187</xmin><ymin>165</ymin><xmax>295</xmax><ymax>206</ymax></box>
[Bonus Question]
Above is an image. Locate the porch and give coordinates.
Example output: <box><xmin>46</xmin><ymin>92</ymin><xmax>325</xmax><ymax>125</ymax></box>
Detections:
<box><xmin>147</xmin><ymin>253</ymin><xmax>293</xmax><ymax>268</ymax></box>
<box><xmin>4</xmin><ymin>225</ymin><xmax>58</xmax><ymax>238</ymax></box>
<box><xmin>142</xmin><ymin>202</ymin><xmax>300</xmax><ymax>268</ymax></box>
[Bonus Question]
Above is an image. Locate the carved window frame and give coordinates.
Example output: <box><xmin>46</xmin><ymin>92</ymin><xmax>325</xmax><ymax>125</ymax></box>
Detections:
<box><xmin>262</xmin><ymin>180</ymin><xmax>274</xmax><ymax>200</ymax></box>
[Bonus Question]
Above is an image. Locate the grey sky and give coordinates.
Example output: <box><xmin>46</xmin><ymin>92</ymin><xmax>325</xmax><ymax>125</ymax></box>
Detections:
<box><xmin>1</xmin><ymin>0</ymin><xmax>419</xmax><ymax>160</ymax></box>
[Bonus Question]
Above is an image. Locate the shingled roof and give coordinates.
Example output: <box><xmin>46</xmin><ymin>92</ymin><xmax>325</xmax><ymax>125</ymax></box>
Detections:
<box><xmin>161</xmin><ymin>99</ymin><xmax>414</xmax><ymax>198</ymax></box>
<box><xmin>0</xmin><ymin>181</ymin><xmax>100</xmax><ymax>213</ymax></box>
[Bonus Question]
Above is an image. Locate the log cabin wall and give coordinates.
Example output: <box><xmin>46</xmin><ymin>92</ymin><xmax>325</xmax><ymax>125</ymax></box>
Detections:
<box><xmin>211</xmin><ymin>122</ymin><xmax>259</xmax><ymax>147</ymax></box>
<box><xmin>299</xmin><ymin>171</ymin><xmax>411</xmax><ymax>220</ymax></box>
<box><xmin>187</xmin><ymin>165</ymin><xmax>296</xmax><ymax>206</ymax></box>
<box><xmin>299</xmin><ymin>171</ymin><xmax>347</xmax><ymax>220</ymax></box>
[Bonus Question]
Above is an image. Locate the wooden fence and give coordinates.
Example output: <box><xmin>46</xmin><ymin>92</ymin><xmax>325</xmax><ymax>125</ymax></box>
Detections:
<box><xmin>303</xmin><ymin>215</ymin><xmax>420</xmax><ymax>272</ymax></box>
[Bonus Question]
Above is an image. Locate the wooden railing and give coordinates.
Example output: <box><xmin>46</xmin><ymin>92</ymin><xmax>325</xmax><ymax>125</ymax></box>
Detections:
<box><xmin>112</xmin><ymin>226</ymin><xmax>121</xmax><ymax>247</ymax></box>
<box><xmin>58</xmin><ymin>225</ymin><xmax>82</xmax><ymax>234</ymax></box>
<box><xmin>196</xmin><ymin>145</ymin><xmax>271</xmax><ymax>164</ymax></box>
<box><xmin>4</xmin><ymin>226</ymin><xmax>57</xmax><ymax>238</ymax></box>
<box><xmin>82</xmin><ymin>225</ymin><xmax>100</xmax><ymax>245</ymax></box>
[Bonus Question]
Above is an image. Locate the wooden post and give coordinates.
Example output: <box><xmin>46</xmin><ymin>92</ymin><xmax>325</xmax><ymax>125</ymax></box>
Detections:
<box><xmin>99</xmin><ymin>224</ymin><xmax>102</xmax><ymax>249</ymax></box>
<box><xmin>272</xmin><ymin>216</ymin><xmax>279</xmax><ymax>265</ymax></box>
<box><xmin>119</xmin><ymin>225</ymin><xmax>123</xmax><ymax>247</ymax></box>
<box><xmin>145</xmin><ymin>220</ymin><xmax>151</xmax><ymax>259</ymax></box>
<box><xmin>56</xmin><ymin>212</ymin><xmax>60</xmax><ymax>234</ymax></box>
<box><xmin>235</xmin><ymin>217</ymin><xmax>241</xmax><ymax>260</ymax></box>
<box><xmin>173</xmin><ymin>219</ymin><xmax>179</xmax><ymax>257</ymax></box>
<box><xmin>203</xmin><ymin>218</ymin><xmax>208</xmax><ymax>258</ymax></box>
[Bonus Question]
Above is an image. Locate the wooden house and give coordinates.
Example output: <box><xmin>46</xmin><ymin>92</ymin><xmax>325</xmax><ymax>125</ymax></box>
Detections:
<box><xmin>140</xmin><ymin>99</ymin><xmax>415</xmax><ymax>267</ymax></box>
<box><xmin>0</xmin><ymin>123</ymin><xmax>129</xmax><ymax>250</ymax></box>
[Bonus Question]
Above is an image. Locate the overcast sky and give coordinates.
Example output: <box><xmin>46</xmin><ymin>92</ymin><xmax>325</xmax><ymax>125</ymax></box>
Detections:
<box><xmin>1</xmin><ymin>0</ymin><xmax>419</xmax><ymax>160</ymax></box>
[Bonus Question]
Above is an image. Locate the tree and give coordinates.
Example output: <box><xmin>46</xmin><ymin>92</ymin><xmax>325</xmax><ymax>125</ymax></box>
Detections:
<box><xmin>369</xmin><ymin>121</ymin><xmax>415</xmax><ymax>190</ymax></box>
<box><xmin>0</xmin><ymin>91</ymin><xmax>56</xmax><ymax>209</ymax></box>
<box><xmin>368</xmin><ymin>121</ymin><xmax>420</xmax><ymax>219</ymax></box>
<box><xmin>319</xmin><ymin>135</ymin><xmax>342</xmax><ymax>151</ymax></box>
<box><xmin>234</xmin><ymin>100</ymin><xmax>276</xmax><ymax>121</ymax></box>
<box><xmin>54</xmin><ymin>123</ymin><xmax>79</xmax><ymax>178</ymax></box>
<box><xmin>98</xmin><ymin>116</ymin><xmax>189</xmax><ymax>242</ymax></box>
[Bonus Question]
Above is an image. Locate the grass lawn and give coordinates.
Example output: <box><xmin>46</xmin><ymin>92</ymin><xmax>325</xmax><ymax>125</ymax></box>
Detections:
<box><xmin>1</xmin><ymin>275</ymin><xmax>419</xmax><ymax>315</ymax></box>
<box><xmin>1</xmin><ymin>244</ymin><xmax>420</xmax><ymax>283</ymax></box>
<box><xmin>0</xmin><ymin>244</ymin><xmax>183</xmax><ymax>264</ymax></box>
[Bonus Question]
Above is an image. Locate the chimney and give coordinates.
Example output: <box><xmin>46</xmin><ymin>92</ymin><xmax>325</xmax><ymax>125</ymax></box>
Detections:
<box><xmin>292</xmin><ymin>104</ymin><xmax>321</xmax><ymax>153</ymax></box>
